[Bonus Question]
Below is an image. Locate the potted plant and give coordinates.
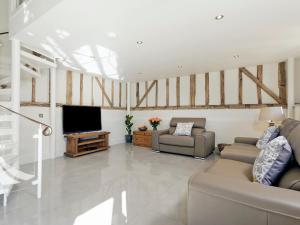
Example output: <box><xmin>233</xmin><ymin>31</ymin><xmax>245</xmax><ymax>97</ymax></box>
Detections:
<box><xmin>125</xmin><ymin>114</ymin><xmax>133</xmax><ymax>143</ymax></box>
<box><xmin>148</xmin><ymin>117</ymin><xmax>161</xmax><ymax>130</ymax></box>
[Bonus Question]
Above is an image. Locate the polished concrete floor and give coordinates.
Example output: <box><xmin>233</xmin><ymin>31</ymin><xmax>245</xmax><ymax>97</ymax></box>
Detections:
<box><xmin>0</xmin><ymin>144</ymin><xmax>218</xmax><ymax>225</ymax></box>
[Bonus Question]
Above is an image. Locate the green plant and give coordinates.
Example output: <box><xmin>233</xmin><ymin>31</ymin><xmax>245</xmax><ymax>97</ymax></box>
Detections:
<box><xmin>125</xmin><ymin>114</ymin><xmax>134</xmax><ymax>135</ymax></box>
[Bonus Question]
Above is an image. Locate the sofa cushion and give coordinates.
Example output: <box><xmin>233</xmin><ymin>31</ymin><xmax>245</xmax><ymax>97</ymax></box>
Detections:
<box><xmin>220</xmin><ymin>143</ymin><xmax>260</xmax><ymax>164</ymax></box>
<box><xmin>286</xmin><ymin>124</ymin><xmax>300</xmax><ymax>166</ymax></box>
<box><xmin>278</xmin><ymin>166</ymin><xmax>300</xmax><ymax>191</ymax></box>
<box><xmin>159</xmin><ymin>134</ymin><xmax>194</xmax><ymax>147</ymax></box>
<box><xmin>207</xmin><ymin>159</ymin><xmax>252</xmax><ymax>182</ymax></box>
<box><xmin>256</xmin><ymin>126</ymin><xmax>280</xmax><ymax>149</ymax></box>
<box><xmin>279</xmin><ymin>118</ymin><xmax>300</xmax><ymax>139</ymax></box>
<box><xmin>174</xmin><ymin>122</ymin><xmax>194</xmax><ymax>136</ymax></box>
<box><xmin>253</xmin><ymin>136</ymin><xmax>292</xmax><ymax>186</ymax></box>
<box><xmin>170</xmin><ymin>117</ymin><xmax>206</xmax><ymax>128</ymax></box>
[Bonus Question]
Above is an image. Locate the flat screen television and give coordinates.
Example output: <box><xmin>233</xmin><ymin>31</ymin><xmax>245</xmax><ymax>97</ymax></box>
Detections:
<box><xmin>62</xmin><ymin>105</ymin><xmax>102</xmax><ymax>134</ymax></box>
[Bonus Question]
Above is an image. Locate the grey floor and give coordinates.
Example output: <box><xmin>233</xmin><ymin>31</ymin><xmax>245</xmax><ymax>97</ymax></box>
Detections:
<box><xmin>0</xmin><ymin>144</ymin><xmax>218</xmax><ymax>225</ymax></box>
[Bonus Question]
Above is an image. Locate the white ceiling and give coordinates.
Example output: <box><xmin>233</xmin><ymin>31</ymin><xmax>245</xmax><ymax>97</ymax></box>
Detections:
<box><xmin>15</xmin><ymin>0</ymin><xmax>300</xmax><ymax>80</ymax></box>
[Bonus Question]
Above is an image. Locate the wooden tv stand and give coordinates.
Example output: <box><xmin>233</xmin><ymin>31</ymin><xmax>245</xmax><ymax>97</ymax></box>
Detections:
<box><xmin>64</xmin><ymin>131</ymin><xmax>110</xmax><ymax>157</ymax></box>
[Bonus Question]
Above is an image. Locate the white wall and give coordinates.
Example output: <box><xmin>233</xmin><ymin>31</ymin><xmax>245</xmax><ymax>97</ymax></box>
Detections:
<box><xmin>19</xmin><ymin>69</ymin><xmax>126</xmax><ymax>163</ymax></box>
<box><xmin>131</xmin><ymin>62</ymin><xmax>283</xmax><ymax>145</ymax></box>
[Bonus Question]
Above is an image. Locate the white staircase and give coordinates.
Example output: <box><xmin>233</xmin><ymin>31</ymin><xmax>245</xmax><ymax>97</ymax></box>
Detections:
<box><xmin>0</xmin><ymin>42</ymin><xmax>54</xmax><ymax>207</ymax></box>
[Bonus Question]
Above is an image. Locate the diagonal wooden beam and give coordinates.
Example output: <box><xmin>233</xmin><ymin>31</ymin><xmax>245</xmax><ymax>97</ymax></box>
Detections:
<box><xmin>240</xmin><ymin>67</ymin><xmax>281</xmax><ymax>104</ymax></box>
<box><xmin>256</xmin><ymin>65</ymin><xmax>263</xmax><ymax>104</ymax></box>
<box><xmin>176</xmin><ymin>77</ymin><xmax>180</xmax><ymax>106</ymax></box>
<box><xmin>238</xmin><ymin>69</ymin><xmax>243</xmax><ymax>105</ymax></box>
<box><xmin>32</xmin><ymin>78</ymin><xmax>36</xmax><ymax>103</ymax></box>
<box><xmin>136</xmin><ymin>80</ymin><xmax>156</xmax><ymax>107</ymax></box>
<box><xmin>95</xmin><ymin>77</ymin><xmax>113</xmax><ymax>107</ymax></box>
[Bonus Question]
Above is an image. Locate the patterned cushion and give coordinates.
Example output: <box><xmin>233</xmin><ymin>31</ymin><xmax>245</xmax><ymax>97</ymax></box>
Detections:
<box><xmin>174</xmin><ymin>122</ymin><xmax>194</xmax><ymax>136</ymax></box>
<box><xmin>253</xmin><ymin>136</ymin><xmax>292</xmax><ymax>185</ymax></box>
<box><xmin>256</xmin><ymin>126</ymin><xmax>280</xmax><ymax>149</ymax></box>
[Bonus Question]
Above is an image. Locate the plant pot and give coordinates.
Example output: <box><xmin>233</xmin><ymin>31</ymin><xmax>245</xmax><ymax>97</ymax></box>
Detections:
<box><xmin>125</xmin><ymin>134</ymin><xmax>133</xmax><ymax>143</ymax></box>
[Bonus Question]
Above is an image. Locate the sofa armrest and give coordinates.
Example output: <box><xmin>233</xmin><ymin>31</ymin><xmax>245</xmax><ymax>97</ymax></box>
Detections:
<box><xmin>152</xmin><ymin>129</ymin><xmax>169</xmax><ymax>150</ymax></box>
<box><xmin>188</xmin><ymin>172</ymin><xmax>300</xmax><ymax>225</ymax></box>
<box><xmin>194</xmin><ymin>131</ymin><xmax>215</xmax><ymax>158</ymax></box>
<box><xmin>234</xmin><ymin>137</ymin><xmax>258</xmax><ymax>145</ymax></box>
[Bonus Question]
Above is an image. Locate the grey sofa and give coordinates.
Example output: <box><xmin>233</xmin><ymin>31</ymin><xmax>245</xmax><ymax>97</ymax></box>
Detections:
<box><xmin>188</xmin><ymin>118</ymin><xmax>300</xmax><ymax>225</ymax></box>
<box><xmin>152</xmin><ymin>117</ymin><xmax>215</xmax><ymax>158</ymax></box>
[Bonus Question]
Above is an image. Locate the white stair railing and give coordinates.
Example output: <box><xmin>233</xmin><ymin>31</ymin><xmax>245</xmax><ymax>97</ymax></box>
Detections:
<box><xmin>0</xmin><ymin>105</ymin><xmax>52</xmax><ymax>206</ymax></box>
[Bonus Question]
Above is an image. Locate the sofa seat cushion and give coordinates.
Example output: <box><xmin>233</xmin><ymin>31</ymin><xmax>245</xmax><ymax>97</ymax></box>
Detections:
<box><xmin>207</xmin><ymin>159</ymin><xmax>253</xmax><ymax>182</ymax></box>
<box><xmin>278</xmin><ymin>166</ymin><xmax>300</xmax><ymax>191</ymax></box>
<box><xmin>221</xmin><ymin>143</ymin><xmax>260</xmax><ymax>164</ymax></box>
<box><xmin>159</xmin><ymin>134</ymin><xmax>194</xmax><ymax>147</ymax></box>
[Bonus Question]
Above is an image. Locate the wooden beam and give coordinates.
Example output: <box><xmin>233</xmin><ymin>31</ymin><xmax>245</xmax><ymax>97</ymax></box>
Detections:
<box><xmin>136</xmin><ymin>80</ymin><xmax>156</xmax><ymax>107</ymax></box>
<box><xmin>145</xmin><ymin>81</ymin><xmax>148</xmax><ymax>107</ymax></box>
<box><xmin>190</xmin><ymin>74</ymin><xmax>196</xmax><ymax>106</ymax></box>
<box><xmin>278</xmin><ymin>62</ymin><xmax>287</xmax><ymax>104</ymax></box>
<box><xmin>66</xmin><ymin>70</ymin><xmax>72</xmax><ymax>105</ymax></box>
<box><xmin>256</xmin><ymin>65</ymin><xmax>263</xmax><ymax>104</ymax></box>
<box><xmin>111</xmin><ymin>80</ymin><xmax>114</xmax><ymax>106</ymax></box>
<box><xmin>166</xmin><ymin>78</ymin><xmax>169</xmax><ymax>107</ymax></box>
<box><xmin>239</xmin><ymin>68</ymin><xmax>243</xmax><ymax>105</ymax></box>
<box><xmin>176</xmin><ymin>77</ymin><xmax>180</xmax><ymax>107</ymax></box>
<box><xmin>48</xmin><ymin>73</ymin><xmax>51</xmax><ymax>104</ymax></box>
<box><xmin>240</xmin><ymin>67</ymin><xmax>281</xmax><ymax>104</ymax></box>
<box><xmin>102</xmin><ymin>78</ymin><xmax>105</xmax><ymax>106</ymax></box>
<box><xmin>220</xmin><ymin>71</ymin><xmax>225</xmax><ymax>105</ymax></box>
<box><xmin>95</xmin><ymin>77</ymin><xmax>113</xmax><ymax>107</ymax></box>
<box><xmin>131</xmin><ymin>103</ymin><xmax>286</xmax><ymax>111</ymax></box>
<box><xmin>136</xmin><ymin>82</ymin><xmax>140</xmax><ymax>105</ymax></box>
<box><xmin>32</xmin><ymin>78</ymin><xmax>36</xmax><ymax>103</ymax></box>
<box><xmin>155</xmin><ymin>80</ymin><xmax>158</xmax><ymax>107</ymax></box>
<box><xmin>119</xmin><ymin>82</ymin><xmax>122</xmax><ymax>107</ymax></box>
<box><xmin>126</xmin><ymin>83</ymin><xmax>128</xmax><ymax>107</ymax></box>
<box><xmin>91</xmin><ymin>76</ymin><xmax>94</xmax><ymax>106</ymax></box>
<box><xmin>205</xmin><ymin>73</ymin><xmax>209</xmax><ymax>105</ymax></box>
<box><xmin>80</xmin><ymin>73</ymin><xmax>83</xmax><ymax>105</ymax></box>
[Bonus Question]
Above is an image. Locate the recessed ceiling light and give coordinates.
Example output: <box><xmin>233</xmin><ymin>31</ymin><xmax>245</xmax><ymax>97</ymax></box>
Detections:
<box><xmin>215</xmin><ymin>15</ymin><xmax>224</xmax><ymax>20</ymax></box>
<box><xmin>136</xmin><ymin>41</ymin><xmax>143</xmax><ymax>45</ymax></box>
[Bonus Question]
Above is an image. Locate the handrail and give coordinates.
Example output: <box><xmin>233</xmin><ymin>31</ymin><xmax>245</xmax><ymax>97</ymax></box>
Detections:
<box><xmin>0</xmin><ymin>105</ymin><xmax>52</xmax><ymax>136</ymax></box>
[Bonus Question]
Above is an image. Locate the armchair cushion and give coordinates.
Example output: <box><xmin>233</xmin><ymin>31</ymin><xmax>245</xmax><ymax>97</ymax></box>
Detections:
<box><xmin>159</xmin><ymin>134</ymin><xmax>194</xmax><ymax>147</ymax></box>
<box><xmin>174</xmin><ymin>122</ymin><xmax>194</xmax><ymax>136</ymax></box>
<box><xmin>221</xmin><ymin>143</ymin><xmax>260</xmax><ymax>164</ymax></box>
<box><xmin>234</xmin><ymin>137</ymin><xmax>259</xmax><ymax>145</ymax></box>
<box><xmin>170</xmin><ymin>117</ymin><xmax>206</xmax><ymax>128</ymax></box>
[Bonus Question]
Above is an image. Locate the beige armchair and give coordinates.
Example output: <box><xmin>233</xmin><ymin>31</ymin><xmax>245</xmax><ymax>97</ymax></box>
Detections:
<box><xmin>152</xmin><ymin>117</ymin><xmax>215</xmax><ymax>158</ymax></box>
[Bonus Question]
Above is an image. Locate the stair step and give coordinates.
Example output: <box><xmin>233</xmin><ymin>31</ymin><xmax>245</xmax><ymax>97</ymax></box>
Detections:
<box><xmin>0</xmin><ymin>77</ymin><xmax>10</xmax><ymax>87</ymax></box>
<box><xmin>0</xmin><ymin>101</ymin><xmax>11</xmax><ymax>108</ymax></box>
<box><xmin>0</xmin><ymin>129</ymin><xmax>13</xmax><ymax>135</ymax></box>
<box><xmin>0</xmin><ymin>89</ymin><xmax>11</xmax><ymax>96</ymax></box>
<box><xmin>1</xmin><ymin>154</ymin><xmax>18</xmax><ymax>165</ymax></box>
<box><xmin>0</xmin><ymin>115</ymin><xmax>13</xmax><ymax>122</ymax></box>
<box><xmin>0</xmin><ymin>140</ymin><xmax>15</xmax><ymax>150</ymax></box>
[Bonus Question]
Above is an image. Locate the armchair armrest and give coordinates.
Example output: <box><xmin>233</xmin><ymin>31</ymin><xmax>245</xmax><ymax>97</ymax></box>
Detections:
<box><xmin>194</xmin><ymin>131</ymin><xmax>215</xmax><ymax>158</ymax></box>
<box><xmin>234</xmin><ymin>137</ymin><xmax>258</xmax><ymax>145</ymax></box>
<box><xmin>152</xmin><ymin>129</ymin><xmax>169</xmax><ymax>150</ymax></box>
<box><xmin>188</xmin><ymin>172</ymin><xmax>300</xmax><ymax>225</ymax></box>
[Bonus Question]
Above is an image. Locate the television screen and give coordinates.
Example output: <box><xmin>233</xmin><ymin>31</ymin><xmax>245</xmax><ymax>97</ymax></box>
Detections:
<box><xmin>62</xmin><ymin>105</ymin><xmax>102</xmax><ymax>134</ymax></box>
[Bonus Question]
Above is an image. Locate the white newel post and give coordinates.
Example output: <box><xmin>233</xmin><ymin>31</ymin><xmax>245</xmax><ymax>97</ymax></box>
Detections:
<box><xmin>50</xmin><ymin>67</ymin><xmax>56</xmax><ymax>158</ymax></box>
<box><xmin>33</xmin><ymin>125</ymin><xmax>43</xmax><ymax>199</ymax></box>
<box><xmin>287</xmin><ymin>58</ymin><xmax>295</xmax><ymax>118</ymax></box>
